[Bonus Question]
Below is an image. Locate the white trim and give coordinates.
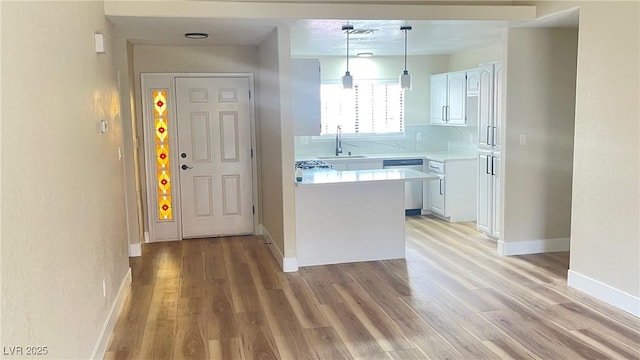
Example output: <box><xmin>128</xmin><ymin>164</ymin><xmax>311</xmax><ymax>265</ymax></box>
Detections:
<box><xmin>141</xmin><ymin>73</ymin><xmax>259</xmax><ymax>242</ymax></box>
<box><xmin>90</xmin><ymin>268</ymin><xmax>132</xmax><ymax>360</ymax></box>
<box><xmin>262</xmin><ymin>225</ymin><xmax>298</xmax><ymax>273</ymax></box>
<box><xmin>568</xmin><ymin>270</ymin><xmax>640</xmax><ymax>317</ymax></box>
<box><xmin>144</xmin><ymin>231</ymin><xmax>150</xmax><ymax>243</ymax></box>
<box><xmin>498</xmin><ymin>237</ymin><xmax>570</xmax><ymax>255</ymax></box>
<box><xmin>129</xmin><ymin>243</ymin><xmax>142</xmax><ymax>257</ymax></box>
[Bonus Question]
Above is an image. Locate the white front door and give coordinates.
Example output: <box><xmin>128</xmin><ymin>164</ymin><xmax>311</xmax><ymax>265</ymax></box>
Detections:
<box><xmin>175</xmin><ymin>77</ymin><xmax>253</xmax><ymax>238</ymax></box>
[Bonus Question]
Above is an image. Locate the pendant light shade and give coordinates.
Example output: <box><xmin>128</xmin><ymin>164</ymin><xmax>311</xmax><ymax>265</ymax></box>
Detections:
<box><xmin>342</xmin><ymin>24</ymin><xmax>354</xmax><ymax>89</ymax></box>
<box><xmin>400</xmin><ymin>25</ymin><xmax>412</xmax><ymax>90</ymax></box>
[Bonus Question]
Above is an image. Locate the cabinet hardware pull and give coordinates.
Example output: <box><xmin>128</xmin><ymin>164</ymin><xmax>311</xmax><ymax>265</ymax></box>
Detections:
<box><xmin>442</xmin><ymin>106</ymin><xmax>446</xmax><ymax>122</ymax></box>
<box><xmin>439</xmin><ymin>178</ymin><xmax>444</xmax><ymax>195</ymax></box>
<box><xmin>486</xmin><ymin>156</ymin><xmax>490</xmax><ymax>175</ymax></box>
<box><xmin>492</xmin><ymin>126</ymin><xmax>497</xmax><ymax>146</ymax></box>
<box><xmin>491</xmin><ymin>156</ymin><xmax>495</xmax><ymax>176</ymax></box>
<box><xmin>487</xmin><ymin>126</ymin><xmax>491</xmax><ymax>145</ymax></box>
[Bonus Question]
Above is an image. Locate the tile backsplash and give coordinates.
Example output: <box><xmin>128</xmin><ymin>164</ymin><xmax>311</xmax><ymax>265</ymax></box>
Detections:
<box><xmin>295</xmin><ymin>124</ymin><xmax>478</xmax><ymax>158</ymax></box>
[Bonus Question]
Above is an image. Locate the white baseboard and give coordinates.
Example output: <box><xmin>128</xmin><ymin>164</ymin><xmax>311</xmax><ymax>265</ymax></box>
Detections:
<box><xmin>128</xmin><ymin>243</ymin><xmax>142</xmax><ymax>257</ymax></box>
<box><xmin>498</xmin><ymin>237</ymin><xmax>570</xmax><ymax>256</ymax></box>
<box><xmin>261</xmin><ymin>225</ymin><xmax>298</xmax><ymax>272</ymax></box>
<box><xmin>91</xmin><ymin>268</ymin><xmax>132</xmax><ymax>360</ymax></box>
<box><xmin>568</xmin><ymin>270</ymin><xmax>640</xmax><ymax>317</ymax></box>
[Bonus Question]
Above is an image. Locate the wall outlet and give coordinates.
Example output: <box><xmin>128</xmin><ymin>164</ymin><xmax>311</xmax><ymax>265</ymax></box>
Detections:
<box><xmin>519</xmin><ymin>134</ymin><xmax>527</xmax><ymax>145</ymax></box>
<box><xmin>416</xmin><ymin>132</ymin><xmax>422</xmax><ymax>141</ymax></box>
<box><xmin>300</xmin><ymin>136</ymin><xmax>310</xmax><ymax>145</ymax></box>
<box><xmin>102</xmin><ymin>279</ymin><xmax>106</xmax><ymax>297</ymax></box>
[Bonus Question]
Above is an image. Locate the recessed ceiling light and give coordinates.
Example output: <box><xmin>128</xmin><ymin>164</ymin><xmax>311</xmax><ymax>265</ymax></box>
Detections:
<box><xmin>357</xmin><ymin>52</ymin><xmax>374</xmax><ymax>57</ymax></box>
<box><xmin>185</xmin><ymin>32</ymin><xmax>208</xmax><ymax>39</ymax></box>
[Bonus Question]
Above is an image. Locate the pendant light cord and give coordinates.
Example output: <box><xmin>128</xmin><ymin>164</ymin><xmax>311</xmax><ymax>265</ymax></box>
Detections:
<box><xmin>346</xmin><ymin>29</ymin><xmax>350</xmax><ymax>72</ymax></box>
<box><xmin>403</xmin><ymin>29</ymin><xmax>407</xmax><ymax>71</ymax></box>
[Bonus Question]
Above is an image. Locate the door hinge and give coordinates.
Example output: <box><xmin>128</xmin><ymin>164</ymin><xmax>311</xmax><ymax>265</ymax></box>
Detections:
<box><xmin>252</xmin><ymin>206</ymin><xmax>255</xmax><ymax>214</ymax></box>
<box><xmin>250</xmin><ymin>148</ymin><xmax>254</xmax><ymax>158</ymax></box>
<box><xmin>249</xmin><ymin>90</ymin><xmax>252</xmax><ymax>99</ymax></box>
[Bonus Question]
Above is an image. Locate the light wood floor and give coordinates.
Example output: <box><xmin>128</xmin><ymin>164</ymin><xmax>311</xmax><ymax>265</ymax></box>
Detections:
<box><xmin>106</xmin><ymin>216</ymin><xmax>640</xmax><ymax>360</ymax></box>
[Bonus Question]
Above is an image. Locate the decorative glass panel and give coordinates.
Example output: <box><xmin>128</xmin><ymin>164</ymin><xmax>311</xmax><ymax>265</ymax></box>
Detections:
<box><xmin>153</xmin><ymin>90</ymin><xmax>172</xmax><ymax>220</ymax></box>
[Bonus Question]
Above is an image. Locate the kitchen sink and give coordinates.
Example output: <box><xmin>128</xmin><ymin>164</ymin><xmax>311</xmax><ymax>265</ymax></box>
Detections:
<box><xmin>317</xmin><ymin>155</ymin><xmax>368</xmax><ymax>159</ymax></box>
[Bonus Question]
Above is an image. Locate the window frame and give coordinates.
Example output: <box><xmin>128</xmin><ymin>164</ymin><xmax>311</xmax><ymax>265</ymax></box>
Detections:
<box><xmin>314</xmin><ymin>78</ymin><xmax>407</xmax><ymax>140</ymax></box>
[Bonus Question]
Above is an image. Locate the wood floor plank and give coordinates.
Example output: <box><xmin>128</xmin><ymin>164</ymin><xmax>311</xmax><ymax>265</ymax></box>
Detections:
<box><xmin>235</xmin><ymin>311</ymin><xmax>280</xmax><ymax>360</ymax></box>
<box><xmin>208</xmin><ymin>337</ymin><xmax>243</xmax><ymax>360</ymax></box>
<box><xmin>108</xmin><ymin>216</ymin><xmax>640</xmax><ymax>360</ymax></box>
<box><xmin>333</xmin><ymin>282</ymin><xmax>414</xmax><ymax>352</ymax></box>
<box><xmin>258</xmin><ymin>288</ymin><xmax>316</xmax><ymax>359</ymax></box>
<box><xmin>399</xmin><ymin>296</ymin><xmax>498</xmax><ymax>358</ymax></box>
<box><xmin>278</xmin><ymin>272</ymin><xmax>329</xmax><ymax>329</ymax></box>
<box><xmin>386</xmin><ymin>348</ymin><xmax>427</xmax><ymax>360</ymax></box>
<box><xmin>138</xmin><ymin>320</ymin><xmax>175</xmax><ymax>360</ymax></box>
<box><xmin>303</xmin><ymin>326</ymin><xmax>353</xmax><ymax>360</ymax></box>
<box><xmin>173</xmin><ymin>314</ymin><xmax>209</xmax><ymax>360</ymax></box>
<box><xmin>318</xmin><ymin>302</ymin><xmax>390</xmax><ymax>360</ymax></box>
<box><xmin>204</xmin><ymin>279</ymin><xmax>238</xmax><ymax>340</ymax></box>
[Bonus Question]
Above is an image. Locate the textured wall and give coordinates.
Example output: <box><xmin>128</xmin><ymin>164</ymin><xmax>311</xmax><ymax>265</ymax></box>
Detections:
<box><xmin>1</xmin><ymin>1</ymin><xmax>130</xmax><ymax>357</ymax></box>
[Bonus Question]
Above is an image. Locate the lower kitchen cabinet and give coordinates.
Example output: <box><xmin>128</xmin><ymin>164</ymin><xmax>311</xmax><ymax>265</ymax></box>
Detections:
<box><xmin>477</xmin><ymin>150</ymin><xmax>500</xmax><ymax>238</ymax></box>
<box><xmin>423</xmin><ymin>159</ymin><xmax>476</xmax><ymax>222</ymax></box>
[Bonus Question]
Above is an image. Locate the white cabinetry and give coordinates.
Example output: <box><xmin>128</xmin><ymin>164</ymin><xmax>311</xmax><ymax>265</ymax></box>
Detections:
<box><xmin>466</xmin><ymin>69</ymin><xmax>480</xmax><ymax>96</ymax></box>
<box><xmin>477</xmin><ymin>62</ymin><xmax>502</xmax><ymax>238</ymax></box>
<box><xmin>477</xmin><ymin>150</ymin><xmax>500</xmax><ymax>238</ymax></box>
<box><xmin>292</xmin><ymin>58</ymin><xmax>321</xmax><ymax>136</ymax></box>
<box><xmin>478</xmin><ymin>63</ymin><xmax>502</xmax><ymax>150</ymax></box>
<box><xmin>430</xmin><ymin>71</ymin><xmax>467</xmax><ymax>125</ymax></box>
<box><xmin>423</xmin><ymin>159</ymin><xmax>476</xmax><ymax>222</ymax></box>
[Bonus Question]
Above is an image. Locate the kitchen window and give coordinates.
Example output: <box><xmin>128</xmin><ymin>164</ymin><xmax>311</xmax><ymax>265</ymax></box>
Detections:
<box><xmin>320</xmin><ymin>81</ymin><xmax>404</xmax><ymax>136</ymax></box>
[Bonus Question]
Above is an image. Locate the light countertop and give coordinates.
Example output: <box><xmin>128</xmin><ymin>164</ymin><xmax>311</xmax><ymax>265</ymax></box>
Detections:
<box><xmin>295</xmin><ymin>151</ymin><xmax>476</xmax><ymax>163</ymax></box>
<box><xmin>295</xmin><ymin>168</ymin><xmax>438</xmax><ymax>186</ymax></box>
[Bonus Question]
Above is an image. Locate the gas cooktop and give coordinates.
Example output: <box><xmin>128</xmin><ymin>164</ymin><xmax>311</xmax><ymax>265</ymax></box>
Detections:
<box><xmin>295</xmin><ymin>160</ymin><xmax>333</xmax><ymax>170</ymax></box>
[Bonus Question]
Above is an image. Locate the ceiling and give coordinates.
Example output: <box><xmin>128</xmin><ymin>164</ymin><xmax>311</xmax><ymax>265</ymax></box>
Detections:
<box><xmin>109</xmin><ymin>8</ymin><xmax>578</xmax><ymax>57</ymax></box>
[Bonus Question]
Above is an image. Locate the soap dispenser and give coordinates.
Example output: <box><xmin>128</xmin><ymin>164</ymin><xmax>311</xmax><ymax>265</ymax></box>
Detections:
<box><xmin>295</xmin><ymin>168</ymin><xmax>303</xmax><ymax>182</ymax></box>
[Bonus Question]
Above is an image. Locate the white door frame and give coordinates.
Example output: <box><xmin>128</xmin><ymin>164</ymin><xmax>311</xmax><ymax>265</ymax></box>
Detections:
<box><xmin>141</xmin><ymin>73</ymin><xmax>259</xmax><ymax>242</ymax></box>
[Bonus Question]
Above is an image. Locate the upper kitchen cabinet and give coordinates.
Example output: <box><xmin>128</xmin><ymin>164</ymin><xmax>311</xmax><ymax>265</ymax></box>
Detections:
<box><xmin>430</xmin><ymin>70</ymin><xmax>467</xmax><ymax>126</ymax></box>
<box><xmin>478</xmin><ymin>63</ymin><xmax>502</xmax><ymax>150</ymax></box>
<box><xmin>466</xmin><ymin>69</ymin><xmax>480</xmax><ymax>96</ymax></box>
<box><xmin>292</xmin><ymin>58</ymin><xmax>321</xmax><ymax>136</ymax></box>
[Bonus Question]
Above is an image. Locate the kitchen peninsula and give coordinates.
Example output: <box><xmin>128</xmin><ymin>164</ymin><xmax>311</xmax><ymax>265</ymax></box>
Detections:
<box><xmin>295</xmin><ymin>168</ymin><xmax>437</xmax><ymax>267</ymax></box>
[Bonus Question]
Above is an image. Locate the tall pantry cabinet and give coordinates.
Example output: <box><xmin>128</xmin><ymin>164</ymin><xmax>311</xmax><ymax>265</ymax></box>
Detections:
<box><xmin>477</xmin><ymin>63</ymin><xmax>502</xmax><ymax>238</ymax></box>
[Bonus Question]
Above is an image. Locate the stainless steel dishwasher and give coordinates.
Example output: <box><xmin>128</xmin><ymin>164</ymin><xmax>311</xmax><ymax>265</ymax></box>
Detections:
<box><xmin>382</xmin><ymin>159</ymin><xmax>424</xmax><ymax>215</ymax></box>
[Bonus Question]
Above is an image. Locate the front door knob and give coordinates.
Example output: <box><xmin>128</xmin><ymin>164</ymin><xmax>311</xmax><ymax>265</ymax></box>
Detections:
<box><xmin>181</xmin><ymin>164</ymin><xmax>193</xmax><ymax>170</ymax></box>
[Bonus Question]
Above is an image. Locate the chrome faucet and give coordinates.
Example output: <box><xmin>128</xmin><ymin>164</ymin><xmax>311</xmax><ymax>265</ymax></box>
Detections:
<box><xmin>335</xmin><ymin>125</ymin><xmax>343</xmax><ymax>156</ymax></box>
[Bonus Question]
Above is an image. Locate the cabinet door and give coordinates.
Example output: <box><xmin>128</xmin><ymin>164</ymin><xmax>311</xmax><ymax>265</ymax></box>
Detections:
<box><xmin>466</xmin><ymin>69</ymin><xmax>480</xmax><ymax>96</ymax></box>
<box><xmin>428</xmin><ymin>177</ymin><xmax>446</xmax><ymax>215</ymax></box>
<box><xmin>491</xmin><ymin>153</ymin><xmax>501</xmax><ymax>237</ymax></box>
<box><xmin>292</xmin><ymin>59</ymin><xmax>321</xmax><ymax>136</ymax></box>
<box><xmin>476</xmin><ymin>152</ymin><xmax>492</xmax><ymax>234</ymax></box>
<box><xmin>478</xmin><ymin>64</ymin><xmax>494</xmax><ymax>149</ymax></box>
<box><xmin>493</xmin><ymin>63</ymin><xmax>503</xmax><ymax>151</ymax></box>
<box><xmin>447</xmin><ymin>71</ymin><xmax>467</xmax><ymax>125</ymax></box>
<box><xmin>430</xmin><ymin>74</ymin><xmax>448</xmax><ymax>124</ymax></box>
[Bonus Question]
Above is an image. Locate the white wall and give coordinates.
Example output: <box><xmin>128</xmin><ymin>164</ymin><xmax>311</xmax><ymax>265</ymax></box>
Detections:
<box><xmin>113</xmin><ymin>34</ymin><xmax>142</xmax><ymax>252</ymax></box>
<box><xmin>315</xmin><ymin>55</ymin><xmax>448</xmax><ymax>126</ymax></box>
<box><xmin>568</xmin><ymin>2</ymin><xmax>639</xmax><ymax>304</ymax></box>
<box><xmin>132</xmin><ymin>45</ymin><xmax>259</xmax><ymax>232</ymax></box>
<box><xmin>258</xmin><ymin>27</ymin><xmax>297</xmax><ymax>261</ymax></box>
<box><xmin>1</xmin><ymin>1</ymin><xmax>130</xmax><ymax>357</ymax></box>
<box><xmin>502</xmin><ymin>28</ymin><xmax>578</xmax><ymax>245</ymax></box>
<box><xmin>448</xmin><ymin>44</ymin><xmax>501</xmax><ymax>72</ymax></box>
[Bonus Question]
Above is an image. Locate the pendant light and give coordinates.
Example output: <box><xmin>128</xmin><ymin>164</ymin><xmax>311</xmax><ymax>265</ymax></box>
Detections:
<box><xmin>400</xmin><ymin>25</ymin><xmax>412</xmax><ymax>90</ymax></box>
<box><xmin>342</xmin><ymin>24</ymin><xmax>354</xmax><ymax>89</ymax></box>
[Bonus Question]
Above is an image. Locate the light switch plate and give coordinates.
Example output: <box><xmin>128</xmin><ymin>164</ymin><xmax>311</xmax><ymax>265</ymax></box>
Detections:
<box><xmin>94</xmin><ymin>33</ymin><xmax>105</xmax><ymax>53</ymax></box>
<box><xmin>519</xmin><ymin>134</ymin><xmax>527</xmax><ymax>145</ymax></box>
